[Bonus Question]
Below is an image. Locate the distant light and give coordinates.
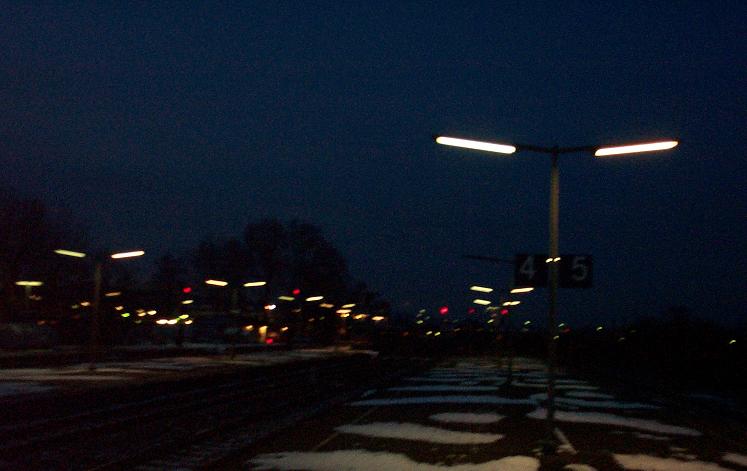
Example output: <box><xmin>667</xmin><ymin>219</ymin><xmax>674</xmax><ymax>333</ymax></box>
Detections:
<box><xmin>167</xmin><ymin>319</ymin><xmax>178</xmax><ymax>325</ymax></box>
<box><xmin>182</xmin><ymin>287</ymin><xmax>192</xmax><ymax>294</ymax></box>
<box><xmin>354</xmin><ymin>314</ymin><xmax>368</xmax><ymax>320</ymax></box>
<box><xmin>336</xmin><ymin>309</ymin><xmax>351</xmax><ymax>314</ymax></box>
<box><xmin>55</xmin><ymin>249</ymin><xmax>86</xmax><ymax>258</ymax></box>
<box><xmin>426</xmin><ymin>331</ymin><xmax>433</xmax><ymax>336</ymax></box>
<box><xmin>372</xmin><ymin>316</ymin><xmax>385</xmax><ymax>322</ymax></box>
<box><xmin>319</xmin><ymin>303</ymin><xmax>335</xmax><ymax>308</ymax></box>
<box><xmin>292</xmin><ymin>288</ymin><xmax>301</xmax><ymax>296</ymax></box>
<box><xmin>184</xmin><ymin>320</ymin><xmax>193</xmax><ymax>325</ymax></box>
<box><xmin>266</xmin><ymin>338</ymin><xmax>274</xmax><ymax>345</ymax></box>
<box><xmin>546</xmin><ymin>258</ymin><xmax>553</xmax><ymax>263</ymax></box>
<box><xmin>244</xmin><ymin>325</ymin><xmax>254</xmax><ymax>331</ymax></box>
<box><xmin>595</xmin><ymin>140</ymin><xmax>678</xmax><ymax>157</ymax></box>
<box><xmin>470</xmin><ymin>285</ymin><xmax>494</xmax><ymax>293</ymax></box>
<box><xmin>281</xmin><ymin>326</ymin><xmax>289</xmax><ymax>332</ymax></box>
<box><xmin>510</xmin><ymin>287</ymin><xmax>534</xmax><ymax>294</ymax></box>
<box><xmin>487</xmin><ymin>319</ymin><xmax>495</xmax><ymax>324</ymax></box>
<box><xmin>15</xmin><ymin>281</ymin><xmax>43</xmax><ymax>287</ymax></box>
<box><xmin>500</xmin><ymin>309</ymin><xmax>509</xmax><ymax>316</ymax></box>
<box><xmin>111</xmin><ymin>250</ymin><xmax>145</xmax><ymax>259</ymax></box>
<box><xmin>305</xmin><ymin>296</ymin><xmax>324</xmax><ymax>302</ymax></box>
<box><xmin>147</xmin><ymin>310</ymin><xmax>157</xmax><ymax>315</ymax></box>
<box><xmin>264</xmin><ymin>304</ymin><xmax>277</xmax><ymax>311</ymax></box>
<box><xmin>178</xmin><ymin>314</ymin><xmax>189</xmax><ymax>319</ymax></box>
<box><xmin>502</xmin><ymin>301</ymin><xmax>520</xmax><ymax>306</ymax></box>
<box><xmin>553</xmin><ymin>335</ymin><xmax>560</xmax><ymax>340</ymax></box>
<box><xmin>205</xmin><ymin>279</ymin><xmax>228</xmax><ymax>287</ymax></box>
<box><xmin>524</xmin><ymin>320</ymin><xmax>532</xmax><ymax>326</ymax></box>
<box><xmin>121</xmin><ymin>313</ymin><xmax>130</xmax><ymax>318</ymax></box>
<box><xmin>156</xmin><ymin>319</ymin><xmax>168</xmax><ymax>325</ymax></box>
<box><xmin>339</xmin><ymin>313</ymin><xmax>350</xmax><ymax>318</ymax></box>
<box><xmin>80</xmin><ymin>301</ymin><xmax>91</xmax><ymax>307</ymax></box>
<box><xmin>104</xmin><ymin>291</ymin><xmax>121</xmax><ymax>297</ymax></box>
<box><xmin>416</xmin><ymin>319</ymin><xmax>424</xmax><ymax>324</ymax></box>
<box><xmin>342</xmin><ymin>303</ymin><xmax>356</xmax><ymax>308</ymax></box>
<box><xmin>434</xmin><ymin>331</ymin><xmax>441</xmax><ymax>337</ymax></box>
<box><xmin>558</xmin><ymin>323</ymin><xmax>566</xmax><ymax>328</ymax></box>
<box><xmin>243</xmin><ymin>281</ymin><xmax>267</xmax><ymax>287</ymax></box>
<box><xmin>473</xmin><ymin>299</ymin><xmax>491</xmax><ymax>306</ymax></box>
<box><xmin>596</xmin><ymin>326</ymin><xmax>604</xmax><ymax>331</ymax></box>
<box><xmin>467</xmin><ymin>307</ymin><xmax>476</xmax><ymax>314</ymax></box>
<box><xmin>278</xmin><ymin>296</ymin><xmax>295</xmax><ymax>302</ymax></box>
<box><xmin>729</xmin><ymin>339</ymin><xmax>737</xmax><ymax>345</ymax></box>
<box><xmin>114</xmin><ymin>305</ymin><xmax>124</xmax><ymax>311</ymax></box>
<box><xmin>137</xmin><ymin>312</ymin><xmax>146</xmax><ymax>317</ymax></box>
<box><xmin>439</xmin><ymin>306</ymin><xmax>449</xmax><ymax>315</ymax></box>
<box><xmin>71</xmin><ymin>304</ymin><xmax>80</xmax><ymax>309</ymax></box>
<box><xmin>182</xmin><ymin>299</ymin><xmax>194</xmax><ymax>305</ymax></box>
<box><xmin>436</xmin><ymin>136</ymin><xmax>516</xmax><ymax>154</ymax></box>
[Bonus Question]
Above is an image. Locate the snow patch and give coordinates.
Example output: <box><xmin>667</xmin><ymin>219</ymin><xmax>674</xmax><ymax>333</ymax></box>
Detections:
<box><xmin>530</xmin><ymin>393</ymin><xmax>659</xmax><ymax>410</ymax></box>
<box><xmin>250</xmin><ymin>449</ymin><xmax>539</xmax><ymax>471</ymax></box>
<box><xmin>335</xmin><ymin>422</ymin><xmax>503</xmax><ymax>444</ymax></box>
<box><xmin>565</xmin><ymin>391</ymin><xmax>614</xmax><ymax>400</ymax></box>
<box><xmin>723</xmin><ymin>453</ymin><xmax>747</xmax><ymax>467</ymax></box>
<box><xmin>613</xmin><ymin>454</ymin><xmax>732</xmax><ymax>471</ymax></box>
<box><xmin>527</xmin><ymin>408</ymin><xmax>701</xmax><ymax>436</ymax></box>
<box><xmin>351</xmin><ymin>395</ymin><xmax>535</xmax><ymax>407</ymax></box>
<box><xmin>389</xmin><ymin>385</ymin><xmax>500</xmax><ymax>393</ymax></box>
<box><xmin>430</xmin><ymin>412</ymin><xmax>504</xmax><ymax>424</ymax></box>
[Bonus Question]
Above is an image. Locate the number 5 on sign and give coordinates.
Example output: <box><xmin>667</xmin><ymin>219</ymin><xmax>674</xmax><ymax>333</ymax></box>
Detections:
<box><xmin>559</xmin><ymin>255</ymin><xmax>593</xmax><ymax>288</ymax></box>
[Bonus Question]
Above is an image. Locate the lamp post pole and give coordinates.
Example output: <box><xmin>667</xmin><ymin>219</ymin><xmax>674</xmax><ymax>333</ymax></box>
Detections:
<box><xmin>90</xmin><ymin>261</ymin><xmax>103</xmax><ymax>371</ymax></box>
<box><xmin>438</xmin><ymin>136</ymin><xmax>677</xmax><ymax>450</ymax></box>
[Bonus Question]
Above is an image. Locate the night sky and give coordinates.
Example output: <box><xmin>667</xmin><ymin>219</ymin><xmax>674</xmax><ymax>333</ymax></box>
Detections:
<box><xmin>2</xmin><ymin>2</ymin><xmax>745</xmax><ymax>327</ymax></box>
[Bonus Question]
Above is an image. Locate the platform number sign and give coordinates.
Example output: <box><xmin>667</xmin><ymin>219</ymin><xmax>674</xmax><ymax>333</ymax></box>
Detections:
<box><xmin>514</xmin><ymin>254</ymin><xmax>593</xmax><ymax>289</ymax></box>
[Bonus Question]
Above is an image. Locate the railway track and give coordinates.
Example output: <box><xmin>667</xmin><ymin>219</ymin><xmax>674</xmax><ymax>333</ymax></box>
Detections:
<box><xmin>0</xmin><ymin>354</ymin><xmax>429</xmax><ymax>470</ymax></box>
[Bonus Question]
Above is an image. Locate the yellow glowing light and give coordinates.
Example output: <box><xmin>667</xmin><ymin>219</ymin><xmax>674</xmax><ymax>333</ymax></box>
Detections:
<box><xmin>473</xmin><ymin>299</ymin><xmax>491</xmax><ymax>306</ymax></box>
<box><xmin>305</xmin><ymin>296</ymin><xmax>324</xmax><ymax>302</ymax></box>
<box><xmin>104</xmin><ymin>291</ymin><xmax>121</xmax><ymax>297</ymax></box>
<box><xmin>354</xmin><ymin>314</ymin><xmax>368</xmax><ymax>320</ymax></box>
<box><xmin>510</xmin><ymin>287</ymin><xmax>534</xmax><ymax>294</ymax></box>
<box><xmin>524</xmin><ymin>320</ymin><xmax>532</xmax><ymax>325</ymax></box>
<box><xmin>71</xmin><ymin>304</ymin><xmax>80</xmax><ymax>309</ymax></box>
<box><xmin>436</xmin><ymin>136</ymin><xmax>516</xmax><ymax>154</ymax></box>
<box><xmin>416</xmin><ymin>320</ymin><xmax>424</xmax><ymax>324</ymax></box>
<box><xmin>205</xmin><ymin>279</ymin><xmax>228</xmax><ymax>286</ymax></box>
<box><xmin>487</xmin><ymin>319</ymin><xmax>495</xmax><ymax>324</ymax></box>
<box><xmin>111</xmin><ymin>250</ymin><xmax>145</xmax><ymax>259</ymax></box>
<box><xmin>167</xmin><ymin>319</ymin><xmax>178</xmax><ymax>325</ymax></box>
<box><xmin>121</xmin><ymin>313</ymin><xmax>130</xmax><ymax>318</ymax></box>
<box><xmin>264</xmin><ymin>304</ymin><xmax>277</xmax><ymax>310</ymax></box>
<box><xmin>156</xmin><ymin>319</ymin><xmax>168</xmax><ymax>325</ymax></box>
<box><xmin>181</xmin><ymin>299</ymin><xmax>194</xmax><ymax>305</ymax></box>
<box><xmin>184</xmin><ymin>320</ymin><xmax>193</xmax><ymax>325</ymax></box>
<box><xmin>244</xmin><ymin>325</ymin><xmax>254</xmax><ymax>331</ymax></box>
<box><xmin>319</xmin><ymin>303</ymin><xmax>335</xmax><ymax>308</ymax></box>
<box><xmin>54</xmin><ymin>249</ymin><xmax>86</xmax><ymax>258</ymax></box>
<box><xmin>243</xmin><ymin>281</ymin><xmax>267</xmax><ymax>287</ymax></box>
<box><xmin>342</xmin><ymin>303</ymin><xmax>356</xmax><ymax>308</ymax></box>
<box><xmin>278</xmin><ymin>296</ymin><xmax>295</xmax><ymax>302</ymax></box>
<box><xmin>15</xmin><ymin>281</ymin><xmax>43</xmax><ymax>287</ymax></box>
<box><xmin>470</xmin><ymin>285</ymin><xmax>494</xmax><ymax>293</ymax></box>
<box><xmin>114</xmin><ymin>305</ymin><xmax>124</xmax><ymax>311</ymax></box>
<box><xmin>729</xmin><ymin>339</ymin><xmax>737</xmax><ymax>345</ymax></box>
<box><xmin>336</xmin><ymin>309</ymin><xmax>351</xmax><ymax>314</ymax></box>
<box><xmin>595</xmin><ymin>140</ymin><xmax>678</xmax><ymax>157</ymax></box>
<box><xmin>178</xmin><ymin>314</ymin><xmax>189</xmax><ymax>319</ymax></box>
<box><xmin>372</xmin><ymin>316</ymin><xmax>385</xmax><ymax>322</ymax></box>
<box><xmin>147</xmin><ymin>310</ymin><xmax>157</xmax><ymax>315</ymax></box>
<box><xmin>137</xmin><ymin>312</ymin><xmax>146</xmax><ymax>317</ymax></box>
<box><xmin>339</xmin><ymin>313</ymin><xmax>350</xmax><ymax>318</ymax></box>
<box><xmin>426</xmin><ymin>331</ymin><xmax>433</xmax><ymax>336</ymax></box>
<box><xmin>80</xmin><ymin>301</ymin><xmax>91</xmax><ymax>307</ymax></box>
<box><xmin>434</xmin><ymin>331</ymin><xmax>441</xmax><ymax>336</ymax></box>
<box><xmin>281</xmin><ymin>326</ymin><xmax>289</xmax><ymax>332</ymax></box>
<box><xmin>596</xmin><ymin>326</ymin><xmax>604</xmax><ymax>331</ymax></box>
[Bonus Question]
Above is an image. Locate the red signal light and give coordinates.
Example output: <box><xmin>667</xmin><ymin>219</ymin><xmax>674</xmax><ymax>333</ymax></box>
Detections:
<box><xmin>467</xmin><ymin>307</ymin><xmax>476</xmax><ymax>315</ymax></box>
<box><xmin>439</xmin><ymin>306</ymin><xmax>449</xmax><ymax>315</ymax></box>
<box><xmin>292</xmin><ymin>288</ymin><xmax>301</xmax><ymax>296</ymax></box>
<box><xmin>182</xmin><ymin>287</ymin><xmax>192</xmax><ymax>294</ymax></box>
<box><xmin>500</xmin><ymin>309</ymin><xmax>509</xmax><ymax>316</ymax></box>
<box><xmin>265</xmin><ymin>338</ymin><xmax>274</xmax><ymax>344</ymax></box>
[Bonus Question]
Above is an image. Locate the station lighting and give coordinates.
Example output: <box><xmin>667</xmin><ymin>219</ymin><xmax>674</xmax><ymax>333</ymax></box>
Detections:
<box><xmin>510</xmin><ymin>287</ymin><xmax>534</xmax><ymax>294</ymax></box>
<box><xmin>167</xmin><ymin>319</ymin><xmax>178</xmax><ymax>325</ymax></box>
<box><xmin>181</xmin><ymin>299</ymin><xmax>194</xmax><ymax>305</ymax></box>
<box><xmin>104</xmin><ymin>291</ymin><xmax>121</xmax><ymax>297</ymax></box>
<box><xmin>320</xmin><ymin>303</ymin><xmax>335</xmax><ymax>308</ymax></box>
<box><xmin>278</xmin><ymin>296</ymin><xmax>295</xmax><ymax>302</ymax></box>
<box><xmin>111</xmin><ymin>250</ymin><xmax>145</xmax><ymax>259</ymax></box>
<box><xmin>502</xmin><ymin>301</ymin><xmax>521</xmax><ymax>306</ymax></box>
<box><xmin>342</xmin><ymin>303</ymin><xmax>356</xmax><ymax>308</ymax></box>
<box><xmin>243</xmin><ymin>281</ymin><xmax>266</xmax><ymax>287</ymax></box>
<box><xmin>594</xmin><ymin>140</ymin><xmax>678</xmax><ymax>157</ymax></box>
<box><xmin>372</xmin><ymin>316</ymin><xmax>385</xmax><ymax>322</ymax></box>
<box><xmin>205</xmin><ymin>279</ymin><xmax>228</xmax><ymax>286</ymax></box>
<box><xmin>54</xmin><ymin>249</ymin><xmax>86</xmax><ymax>258</ymax></box>
<box><xmin>473</xmin><ymin>299</ymin><xmax>491</xmax><ymax>306</ymax></box>
<box><xmin>305</xmin><ymin>295</ymin><xmax>324</xmax><ymax>302</ymax></box>
<box><xmin>156</xmin><ymin>319</ymin><xmax>168</xmax><ymax>325</ymax></box>
<box><xmin>264</xmin><ymin>304</ymin><xmax>277</xmax><ymax>310</ymax></box>
<box><xmin>184</xmin><ymin>320</ymin><xmax>193</xmax><ymax>325</ymax></box>
<box><xmin>114</xmin><ymin>306</ymin><xmax>124</xmax><ymax>311</ymax></box>
<box><xmin>470</xmin><ymin>285</ymin><xmax>494</xmax><ymax>293</ymax></box>
<box><xmin>435</xmin><ymin>136</ymin><xmax>516</xmax><ymax>154</ymax></box>
<box><xmin>15</xmin><ymin>281</ymin><xmax>43</xmax><ymax>286</ymax></box>
<box><xmin>120</xmin><ymin>313</ymin><xmax>130</xmax><ymax>318</ymax></box>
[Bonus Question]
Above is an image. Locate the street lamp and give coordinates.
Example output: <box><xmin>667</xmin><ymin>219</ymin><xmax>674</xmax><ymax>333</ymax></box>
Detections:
<box><xmin>56</xmin><ymin>248</ymin><xmax>144</xmax><ymax>370</ymax></box>
<box><xmin>437</xmin><ymin>134</ymin><xmax>677</xmax><ymax>448</ymax></box>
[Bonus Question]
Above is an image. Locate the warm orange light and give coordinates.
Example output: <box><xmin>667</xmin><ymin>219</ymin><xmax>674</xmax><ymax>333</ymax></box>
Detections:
<box><xmin>243</xmin><ymin>281</ymin><xmax>267</xmax><ymax>287</ymax></box>
<box><xmin>470</xmin><ymin>286</ymin><xmax>494</xmax><ymax>293</ymax></box>
<box><xmin>205</xmin><ymin>279</ymin><xmax>228</xmax><ymax>286</ymax></box>
<box><xmin>594</xmin><ymin>141</ymin><xmax>678</xmax><ymax>157</ymax></box>
<box><xmin>473</xmin><ymin>299</ymin><xmax>491</xmax><ymax>306</ymax></box>
<box><xmin>436</xmin><ymin>136</ymin><xmax>516</xmax><ymax>154</ymax></box>
<box><xmin>510</xmin><ymin>287</ymin><xmax>534</xmax><ymax>294</ymax></box>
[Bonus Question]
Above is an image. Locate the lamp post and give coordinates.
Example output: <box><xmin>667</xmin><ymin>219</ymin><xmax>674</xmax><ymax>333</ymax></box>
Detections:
<box><xmin>438</xmin><ymin>136</ymin><xmax>677</xmax><ymax>449</ymax></box>
<box><xmin>56</xmin><ymin>249</ymin><xmax>144</xmax><ymax>370</ymax></box>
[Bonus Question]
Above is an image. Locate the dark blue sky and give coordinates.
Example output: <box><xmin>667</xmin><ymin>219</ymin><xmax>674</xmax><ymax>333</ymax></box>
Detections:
<box><xmin>2</xmin><ymin>2</ymin><xmax>745</xmax><ymax>327</ymax></box>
